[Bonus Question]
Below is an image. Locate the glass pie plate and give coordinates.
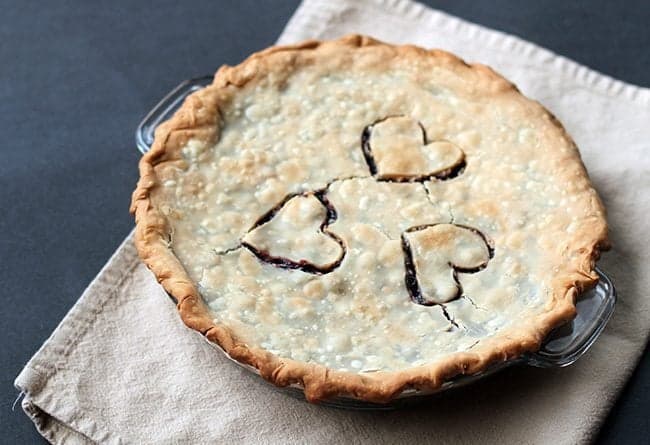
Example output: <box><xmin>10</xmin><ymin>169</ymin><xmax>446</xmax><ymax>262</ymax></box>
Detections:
<box><xmin>135</xmin><ymin>76</ymin><xmax>617</xmax><ymax>409</ymax></box>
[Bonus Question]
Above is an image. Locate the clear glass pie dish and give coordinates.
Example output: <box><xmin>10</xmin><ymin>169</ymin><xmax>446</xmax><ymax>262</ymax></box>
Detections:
<box><xmin>135</xmin><ymin>76</ymin><xmax>617</xmax><ymax>409</ymax></box>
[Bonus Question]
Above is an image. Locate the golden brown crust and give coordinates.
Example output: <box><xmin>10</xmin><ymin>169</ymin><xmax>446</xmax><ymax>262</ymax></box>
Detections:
<box><xmin>130</xmin><ymin>34</ymin><xmax>609</xmax><ymax>403</ymax></box>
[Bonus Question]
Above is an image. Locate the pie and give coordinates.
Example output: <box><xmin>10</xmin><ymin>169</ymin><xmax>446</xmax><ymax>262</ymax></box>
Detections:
<box><xmin>131</xmin><ymin>35</ymin><xmax>609</xmax><ymax>402</ymax></box>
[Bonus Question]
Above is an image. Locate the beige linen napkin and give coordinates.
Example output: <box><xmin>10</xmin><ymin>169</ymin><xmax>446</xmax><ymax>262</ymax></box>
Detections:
<box><xmin>16</xmin><ymin>0</ymin><xmax>650</xmax><ymax>443</ymax></box>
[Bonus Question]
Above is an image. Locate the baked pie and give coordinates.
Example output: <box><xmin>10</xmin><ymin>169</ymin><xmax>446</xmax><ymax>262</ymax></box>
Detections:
<box><xmin>131</xmin><ymin>35</ymin><xmax>609</xmax><ymax>402</ymax></box>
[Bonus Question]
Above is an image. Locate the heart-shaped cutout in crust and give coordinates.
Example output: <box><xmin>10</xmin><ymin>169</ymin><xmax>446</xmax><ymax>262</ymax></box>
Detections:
<box><xmin>402</xmin><ymin>223</ymin><xmax>492</xmax><ymax>305</ymax></box>
<box><xmin>242</xmin><ymin>193</ymin><xmax>346</xmax><ymax>274</ymax></box>
<box><xmin>364</xmin><ymin>116</ymin><xmax>465</xmax><ymax>181</ymax></box>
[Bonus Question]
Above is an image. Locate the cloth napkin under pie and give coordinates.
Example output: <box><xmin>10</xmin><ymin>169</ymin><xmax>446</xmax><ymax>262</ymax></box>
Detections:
<box><xmin>16</xmin><ymin>0</ymin><xmax>650</xmax><ymax>443</ymax></box>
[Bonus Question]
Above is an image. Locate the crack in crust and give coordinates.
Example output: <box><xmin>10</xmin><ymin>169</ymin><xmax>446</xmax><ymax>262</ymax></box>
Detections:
<box><xmin>130</xmin><ymin>34</ymin><xmax>610</xmax><ymax>403</ymax></box>
<box><xmin>241</xmin><ymin>189</ymin><xmax>495</xmax><ymax>321</ymax></box>
<box><xmin>209</xmin><ymin>175</ymin><xmax>372</xmax><ymax>259</ymax></box>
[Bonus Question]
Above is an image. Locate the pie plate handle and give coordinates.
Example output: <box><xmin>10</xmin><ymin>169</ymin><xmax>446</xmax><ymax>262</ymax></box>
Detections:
<box><xmin>526</xmin><ymin>268</ymin><xmax>616</xmax><ymax>368</ymax></box>
<box><xmin>135</xmin><ymin>75</ymin><xmax>214</xmax><ymax>154</ymax></box>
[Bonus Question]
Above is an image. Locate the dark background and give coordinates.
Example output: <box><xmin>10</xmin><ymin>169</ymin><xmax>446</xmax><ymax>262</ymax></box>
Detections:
<box><xmin>1</xmin><ymin>1</ymin><xmax>648</xmax><ymax>442</ymax></box>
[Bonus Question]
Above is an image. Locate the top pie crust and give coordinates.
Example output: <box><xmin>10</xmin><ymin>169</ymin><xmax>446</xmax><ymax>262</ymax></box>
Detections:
<box><xmin>130</xmin><ymin>35</ymin><xmax>609</xmax><ymax>402</ymax></box>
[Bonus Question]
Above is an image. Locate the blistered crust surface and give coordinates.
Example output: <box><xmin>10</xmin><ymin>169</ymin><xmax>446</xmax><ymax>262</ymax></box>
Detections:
<box><xmin>131</xmin><ymin>35</ymin><xmax>608</xmax><ymax>402</ymax></box>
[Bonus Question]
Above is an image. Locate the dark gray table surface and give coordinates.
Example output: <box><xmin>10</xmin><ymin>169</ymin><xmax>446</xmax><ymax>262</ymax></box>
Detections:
<box><xmin>1</xmin><ymin>1</ymin><xmax>648</xmax><ymax>443</ymax></box>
